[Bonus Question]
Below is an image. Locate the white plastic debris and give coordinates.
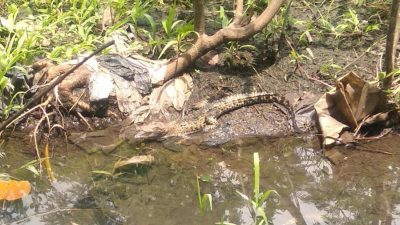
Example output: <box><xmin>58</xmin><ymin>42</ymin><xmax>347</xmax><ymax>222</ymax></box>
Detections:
<box><xmin>148</xmin><ymin>74</ymin><xmax>193</xmax><ymax>113</ymax></box>
<box><xmin>65</xmin><ymin>54</ymin><xmax>99</xmax><ymax>72</ymax></box>
<box><xmin>89</xmin><ymin>70</ymin><xmax>113</xmax><ymax>102</ymax></box>
<box><xmin>111</xmin><ymin>74</ymin><xmax>142</xmax><ymax>113</ymax></box>
<box><xmin>149</xmin><ymin>64</ymin><xmax>168</xmax><ymax>85</ymax></box>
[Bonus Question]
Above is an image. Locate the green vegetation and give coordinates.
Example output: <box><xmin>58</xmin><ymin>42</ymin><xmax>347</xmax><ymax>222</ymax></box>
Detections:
<box><xmin>319</xmin><ymin>59</ymin><xmax>342</xmax><ymax>79</ymax></box>
<box><xmin>0</xmin><ymin>0</ymin><xmax>399</xmax><ymax>223</ymax></box>
<box><xmin>216</xmin><ymin>152</ymin><xmax>277</xmax><ymax>225</ymax></box>
<box><xmin>221</xmin><ymin>42</ymin><xmax>258</xmax><ymax>68</ymax></box>
<box><xmin>196</xmin><ymin>175</ymin><xmax>213</xmax><ymax>213</ymax></box>
<box><xmin>158</xmin><ymin>2</ymin><xmax>194</xmax><ymax>58</ymax></box>
<box><xmin>236</xmin><ymin>152</ymin><xmax>276</xmax><ymax>225</ymax></box>
<box><xmin>377</xmin><ymin>70</ymin><xmax>400</xmax><ymax>105</ymax></box>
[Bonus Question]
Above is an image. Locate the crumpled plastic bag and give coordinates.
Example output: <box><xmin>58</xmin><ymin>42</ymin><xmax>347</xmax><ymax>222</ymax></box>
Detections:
<box><xmin>125</xmin><ymin>74</ymin><xmax>194</xmax><ymax>123</ymax></box>
<box><xmin>148</xmin><ymin>74</ymin><xmax>193</xmax><ymax>113</ymax></box>
<box><xmin>97</xmin><ymin>54</ymin><xmax>151</xmax><ymax>94</ymax></box>
<box><xmin>314</xmin><ymin>72</ymin><xmax>386</xmax><ymax>147</ymax></box>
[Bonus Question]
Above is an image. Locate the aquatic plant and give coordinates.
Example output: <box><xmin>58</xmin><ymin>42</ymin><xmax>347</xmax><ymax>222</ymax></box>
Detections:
<box><xmin>236</xmin><ymin>152</ymin><xmax>277</xmax><ymax>225</ymax></box>
<box><xmin>196</xmin><ymin>175</ymin><xmax>213</xmax><ymax>214</ymax></box>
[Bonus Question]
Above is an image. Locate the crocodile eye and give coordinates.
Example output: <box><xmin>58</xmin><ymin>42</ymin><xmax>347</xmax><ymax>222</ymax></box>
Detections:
<box><xmin>205</xmin><ymin>116</ymin><xmax>218</xmax><ymax>125</ymax></box>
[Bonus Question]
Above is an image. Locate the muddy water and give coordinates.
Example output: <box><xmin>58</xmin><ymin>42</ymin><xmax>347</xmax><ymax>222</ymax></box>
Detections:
<box><xmin>0</xmin><ymin>133</ymin><xmax>399</xmax><ymax>225</ymax></box>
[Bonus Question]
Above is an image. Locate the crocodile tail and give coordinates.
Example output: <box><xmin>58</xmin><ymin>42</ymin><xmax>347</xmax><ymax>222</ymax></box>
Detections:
<box><xmin>211</xmin><ymin>92</ymin><xmax>291</xmax><ymax>118</ymax></box>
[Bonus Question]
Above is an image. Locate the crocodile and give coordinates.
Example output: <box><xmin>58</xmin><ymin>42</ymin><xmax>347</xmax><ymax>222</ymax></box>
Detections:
<box><xmin>119</xmin><ymin>92</ymin><xmax>297</xmax><ymax>143</ymax></box>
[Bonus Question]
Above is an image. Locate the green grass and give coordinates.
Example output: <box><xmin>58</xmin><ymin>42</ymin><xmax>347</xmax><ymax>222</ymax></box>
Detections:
<box><xmin>196</xmin><ymin>175</ymin><xmax>213</xmax><ymax>214</ymax></box>
<box><xmin>236</xmin><ymin>152</ymin><xmax>277</xmax><ymax>225</ymax></box>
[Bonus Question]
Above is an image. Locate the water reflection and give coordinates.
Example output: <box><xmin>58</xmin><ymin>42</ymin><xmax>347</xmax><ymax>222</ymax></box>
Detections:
<box><xmin>0</xmin><ymin>134</ymin><xmax>399</xmax><ymax>224</ymax></box>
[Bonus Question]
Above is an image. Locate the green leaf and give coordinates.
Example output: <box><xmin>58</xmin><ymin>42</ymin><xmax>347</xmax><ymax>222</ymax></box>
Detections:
<box><xmin>255</xmin><ymin>206</ymin><xmax>268</xmax><ymax>225</ymax></box>
<box><xmin>253</xmin><ymin>152</ymin><xmax>260</xmax><ymax>203</ymax></box>
<box><xmin>162</xmin><ymin>2</ymin><xmax>177</xmax><ymax>36</ymax></box>
<box><xmin>92</xmin><ymin>170</ymin><xmax>114</xmax><ymax>176</ymax></box>
<box><xmin>206</xmin><ymin>194</ymin><xmax>213</xmax><ymax>210</ymax></box>
<box><xmin>171</xmin><ymin>20</ymin><xmax>183</xmax><ymax>30</ymax></box>
<box><xmin>199</xmin><ymin>174</ymin><xmax>213</xmax><ymax>182</ymax></box>
<box><xmin>144</xmin><ymin>14</ymin><xmax>156</xmax><ymax>33</ymax></box>
<box><xmin>259</xmin><ymin>189</ymin><xmax>278</xmax><ymax>203</ymax></box>
<box><xmin>365</xmin><ymin>24</ymin><xmax>380</xmax><ymax>33</ymax></box>
<box><xmin>26</xmin><ymin>165</ymin><xmax>40</xmax><ymax>176</ymax></box>
<box><xmin>330</xmin><ymin>64</ymin><xmax>342</xmax><ymax>70</ymax></box>
<box><xmin>219</xmin><ymin>6</ymin><xmax>230</xmax><ymax>27</ymax></box>
<box><xmin>202</xmin><ymin>194</ymin><xmax>213</xmax><ymax>211</ymax></box>
<box><xmin>236</xmin><ymin>190</ymin><xmax>250</xmax><ymax>201</ymax></box>
<box><xmin>0</xmin><ymin>77</ymin><xmax>8</xmax><ymax>91</ymax></box>
<box><xmin>158</xmin><ymin>40</ymin><xmax>177</xmax><ymax>59</ymax></box>
<box><xmin>239</xmin><ymin>44</ymin><xmax>258</xmax><ymax>51</ymax></box>
<box><xmin>196</xmin><ymin>176</ymin><xmax>203</xmax><ymax>209</ymax></box>
<box><xmin>176</xmin><ymin>23</ymin><xmax>194</xmax><ymax>35</ymax></box>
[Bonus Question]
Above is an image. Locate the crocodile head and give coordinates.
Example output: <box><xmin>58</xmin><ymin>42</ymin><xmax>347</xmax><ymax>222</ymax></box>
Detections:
<box><xmin>120</xmin><ymin>122</ymin><xmax>169</xmax><ymax>143</ymax></box>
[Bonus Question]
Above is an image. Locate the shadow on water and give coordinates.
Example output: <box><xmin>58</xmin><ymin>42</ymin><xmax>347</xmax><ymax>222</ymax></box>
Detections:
<box><xmin>1</xmin><ymin>133</ymin><xmax>399</xmax><ymax>225</ymax></box>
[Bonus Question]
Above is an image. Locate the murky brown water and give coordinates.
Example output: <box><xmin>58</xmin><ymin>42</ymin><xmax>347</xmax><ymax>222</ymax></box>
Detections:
<box><xmin>1</xmin><ymin>133</ymin><xmax>399</xmax><ymax>225</ymax></box>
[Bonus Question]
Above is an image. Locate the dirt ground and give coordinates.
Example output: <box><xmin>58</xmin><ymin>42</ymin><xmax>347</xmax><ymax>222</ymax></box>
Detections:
<box><xmin>174</xmin><ymin>35</ymin><xmax>386</xmax><ymax>147</ymax></box>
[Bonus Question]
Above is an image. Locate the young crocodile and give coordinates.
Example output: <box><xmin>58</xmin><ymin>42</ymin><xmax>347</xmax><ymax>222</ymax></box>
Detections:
<box><xmin>120</xmin><ymin>92</ymin><xmax>297</xmax><ymax>143</ymax></box>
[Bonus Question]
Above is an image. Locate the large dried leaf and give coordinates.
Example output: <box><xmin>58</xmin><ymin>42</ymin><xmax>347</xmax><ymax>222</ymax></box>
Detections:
<box><xmin>315</xmin><ymin>72</ymin><xmax>386</xmax><ymax>147</ymax></box>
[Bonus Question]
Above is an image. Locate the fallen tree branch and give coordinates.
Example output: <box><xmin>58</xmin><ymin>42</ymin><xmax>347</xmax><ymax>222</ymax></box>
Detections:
<box><xmin>0</xmin><ymin>40</ymin><xmax>115</xmax><ymax>132</ymax></box>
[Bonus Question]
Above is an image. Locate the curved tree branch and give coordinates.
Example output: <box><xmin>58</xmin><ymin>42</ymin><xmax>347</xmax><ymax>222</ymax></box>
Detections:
<box><xmin>163</xmin><ymin>0</ymin><xmax>286</xmax><ymax>82</ymax></box>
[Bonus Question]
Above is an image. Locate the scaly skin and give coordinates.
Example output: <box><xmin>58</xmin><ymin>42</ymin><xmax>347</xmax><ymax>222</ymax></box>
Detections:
<box><xmin>168</xmin><ymin>92</ymin><xmax>293</xmax><ymax>135</ymax></box>
<box><xmin>121</xmin><ymin>92</ymin><xmax>296</xmax><ymax>142</ymax></box>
